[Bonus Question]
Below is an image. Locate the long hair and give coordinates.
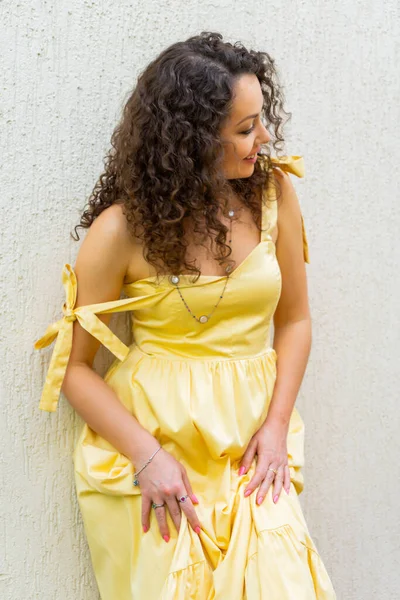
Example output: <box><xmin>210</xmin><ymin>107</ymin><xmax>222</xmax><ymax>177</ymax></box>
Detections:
<box><xmin>72</xmin><ymin>31</ymin><xmax>290</xmax><ymax>280</ymax></box>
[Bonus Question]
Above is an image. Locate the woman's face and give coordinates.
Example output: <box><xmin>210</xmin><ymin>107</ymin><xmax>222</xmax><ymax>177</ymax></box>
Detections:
<box><xmin>219</xmin><ymin>73</ymin><xmax>272</xmax><ymax>179</ymax></box>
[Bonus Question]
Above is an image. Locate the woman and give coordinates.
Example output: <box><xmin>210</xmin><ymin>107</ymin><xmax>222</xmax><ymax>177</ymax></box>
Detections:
<box><xmin>34</xmin><ymin>32</ymin><xmax>336</xmax><ymax>599</ymax></box>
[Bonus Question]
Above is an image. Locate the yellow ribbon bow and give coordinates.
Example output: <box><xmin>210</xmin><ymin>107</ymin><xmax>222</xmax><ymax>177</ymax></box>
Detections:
<box><xmin>34</xmin><ymin>264</ymin><xmax>132</xmax><ymax>412</ymax></box>
<box><xmin>270</xmin><ymin>154</ymin><xmax>305</xmax><ymax>178</ymax></box>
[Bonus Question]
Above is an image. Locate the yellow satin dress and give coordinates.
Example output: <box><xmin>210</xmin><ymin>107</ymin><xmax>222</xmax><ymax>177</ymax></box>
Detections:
<box><xmin>34</xmin><ymin>155</ymin><xmax>336</xmax><ymax>599</ymax></box>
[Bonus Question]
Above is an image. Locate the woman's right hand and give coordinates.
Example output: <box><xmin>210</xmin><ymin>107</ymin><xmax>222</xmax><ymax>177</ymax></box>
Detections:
<box><xmin>136</xmin><ymin>446</ymin><xmax>202</xmax><ymax>542</ymax></box>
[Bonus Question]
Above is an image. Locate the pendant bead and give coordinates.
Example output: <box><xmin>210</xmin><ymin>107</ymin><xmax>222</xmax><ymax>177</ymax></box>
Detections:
<box><xmin>171</xmin><ymin>275</ymin><xmax>180</xmax><ymax>285</ymax></box>
<box><xmin>199</xmin><ymin>315</ymin><xmax>209</xmax><ymax>324</ymax></box>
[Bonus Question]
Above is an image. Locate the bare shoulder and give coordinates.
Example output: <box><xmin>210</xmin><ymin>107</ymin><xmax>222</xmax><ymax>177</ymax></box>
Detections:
<box><xmin>74</xmin><ymin>203</ymin><xmax>134</xmax><ymax>305</ymax></box>
<box><xmin>87</xmin><ymin>202</ymin><xmax>133</xmax><ymax>247</ymax></box>
<box><xmin>271</xmin><ymin>165</ymin><xmax>302</xmax><ymax>223</ymax></box>
<box><xmin>271</xmin><ymin>164</ymin><xmax>296</xmax><ymax>193</ymax></box>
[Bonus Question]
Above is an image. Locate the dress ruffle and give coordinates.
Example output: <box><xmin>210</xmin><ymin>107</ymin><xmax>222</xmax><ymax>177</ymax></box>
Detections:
<box><xmin>244</xmin><ymin>524</ymin><xmax>335</xmax><ymax>599</ymax></box>
<box><xmin>151</xmin><ymin>468</ymin><xmax>334</xmax><ymax>599</ymax></box>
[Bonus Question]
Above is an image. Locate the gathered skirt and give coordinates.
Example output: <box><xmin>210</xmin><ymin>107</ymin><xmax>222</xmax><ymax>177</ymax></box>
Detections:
<box><xmin>72</xmin><ymin>345</ymin><xmax>336</xmax><ymax>599</ymax></box>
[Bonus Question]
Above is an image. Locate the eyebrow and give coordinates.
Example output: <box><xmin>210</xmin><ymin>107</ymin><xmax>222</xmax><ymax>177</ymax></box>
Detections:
<box><xmin>236</xmin><ymin>102</ymin><xmax>264</xmax><ymax>126</ymax></box>
<box><xmin>236</xmin><ymin>113</ymin><xmax>258</xmax><ymax>126</ymax></box>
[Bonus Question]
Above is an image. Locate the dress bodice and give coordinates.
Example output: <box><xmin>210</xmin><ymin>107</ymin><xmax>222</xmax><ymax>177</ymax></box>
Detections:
<box><xmin>120</xmin><ymin>239</ymin><xmax>280</xmax><ymax>360</ymax></box>
<box><xmin>34</xmin><ymin>155</ymin><xmax>308</xmax><ymax>412</ymax></box>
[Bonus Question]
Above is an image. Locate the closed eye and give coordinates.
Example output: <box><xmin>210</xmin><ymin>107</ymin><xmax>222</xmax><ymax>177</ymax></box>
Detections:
<box><xmin>240</xmin><ymin>125</ymin><xmax>255</xmax><ymax>135</ymax></box>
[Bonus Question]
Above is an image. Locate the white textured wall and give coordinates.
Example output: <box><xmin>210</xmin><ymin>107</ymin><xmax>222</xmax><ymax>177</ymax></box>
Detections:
<box><xmin>1</xmin><ymin>1</ymin><xmax>399</xmax><ymax>598</ymax></box>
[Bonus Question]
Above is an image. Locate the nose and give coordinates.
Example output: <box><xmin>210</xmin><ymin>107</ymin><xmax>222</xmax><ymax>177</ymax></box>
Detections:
<box><xmin>262</xmin><ymin>123</ymin><xmax>272</xmax><ymax>143</ymax></box>
<box><xmin>257</xmin><ymin>119</ymin><xmax>271</xmax><ymax>146</ymax></box>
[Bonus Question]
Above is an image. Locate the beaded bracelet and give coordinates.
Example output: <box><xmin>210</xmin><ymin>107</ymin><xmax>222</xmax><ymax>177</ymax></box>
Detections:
<box><xmin>133</xmin><ymin>446</ymin><xmax>162</xmax><ymax>486</ymax></box>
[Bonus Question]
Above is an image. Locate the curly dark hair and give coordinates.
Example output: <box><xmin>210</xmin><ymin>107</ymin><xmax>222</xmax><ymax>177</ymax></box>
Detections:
<box><xmin>72</xmin><ymin>31</ymin><xmax>291</xmax><ymax>280</ymax></box>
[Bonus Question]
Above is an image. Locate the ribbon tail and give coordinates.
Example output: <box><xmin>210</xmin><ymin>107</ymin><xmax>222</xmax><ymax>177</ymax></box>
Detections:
<box><xmin>38</xmin><ymin>322</ymin><xmax>73</xmax><ymax>412</ymax></box>
<box><xmin>301</xmin><ymin>214</ymin><xmax>310</xmax><ymax>264</ymax></box>
<box><xmin>77</xmin><ymin>308</ymin><xmax>130</xmax><ymax>362</ymax></box>
<box><xmin>34</xmin><ymin>318</ymin><xmax>64</xmax><ymax>350</ymax></box>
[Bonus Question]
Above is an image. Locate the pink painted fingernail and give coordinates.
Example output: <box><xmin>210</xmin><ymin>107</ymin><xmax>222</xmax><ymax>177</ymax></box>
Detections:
<box><xmin>194</xmin><ymin>526</ymin><xmax>201</xmax><ymax>534</ymax></box>
<box><xmin>273</xmin><ymin>495</ymin><xmax>279</xmax><ymax>503</ymax></box>
<box><xmin>191</xmin><ymin>494</ymin><xmax>200</xmax><ymax>504</ymax></box>
<box><xmin>238</xmin><ymin>466</ymin><xmax>246</xmax><ymax>476</ymax></box>
<box><xmin>257</xmin><ymin>496</ymin><xmax>263</xmax><ymax>505</ymax></box>
<box><xmin>163</xmin><ymin>535</ymin><xmax>170</xmax><ymax>543</ymax></box>
<box><xmin>143</xmin><ymin>525</ymin><xmax>149</xmax><ymax>533</ymax></box>
<box><xmin>244</xmin><ymin>489</ymin><xmax>251</xmax><ymax>497</ymax></box>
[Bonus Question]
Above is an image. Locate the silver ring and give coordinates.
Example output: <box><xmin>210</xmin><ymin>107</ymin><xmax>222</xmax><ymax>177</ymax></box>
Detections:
<box><xmin>177</xmin><ymin>494</ymin><xmax>189</xmax><ymax>503</ymax></box>
<box><xmin>152</xmin><ymin>502</ymin><xmax>166</xmax><ymax>509</ymax></box>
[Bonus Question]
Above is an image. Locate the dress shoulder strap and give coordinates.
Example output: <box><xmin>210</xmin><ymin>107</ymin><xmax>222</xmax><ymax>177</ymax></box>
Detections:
<box><xmin>259</xmin><ymin>155</ymin><xmax>309</xmax><ymax>263</ymax></box>
<box><xmin>34</xmin><ymin>264</ymin><xmax>168</xmax><ymax>412</ymax></box>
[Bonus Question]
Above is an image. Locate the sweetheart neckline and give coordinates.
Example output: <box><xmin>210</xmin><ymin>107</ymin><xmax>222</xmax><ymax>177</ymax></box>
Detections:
<box><xmin>123</xmin><ymin>239</ymin><xmax>273</xmax><ymax>289</ymax></box>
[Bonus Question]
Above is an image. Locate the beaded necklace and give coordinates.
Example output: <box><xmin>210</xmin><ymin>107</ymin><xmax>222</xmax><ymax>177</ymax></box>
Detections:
<box><xmin>169</xmin><ymin>207</ymin><xmax>239</xmax><ymax>324</ymax></box>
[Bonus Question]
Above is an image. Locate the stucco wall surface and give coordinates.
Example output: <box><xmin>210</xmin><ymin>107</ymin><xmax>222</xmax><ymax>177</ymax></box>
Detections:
<box><xmin>1</xmin><ymin>1</ymin><xmax>399</xmax><ymax>599</ymax></box>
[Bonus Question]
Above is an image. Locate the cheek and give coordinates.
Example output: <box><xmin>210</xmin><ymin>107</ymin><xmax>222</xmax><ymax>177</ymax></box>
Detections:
<box><xmin>227</xmin><ymin>137</ymin><xmax>252</xmax><ymax>161</ymax></box>
<box><xmin>237</xmin><ymin>137</ymin><xmax>254</xmax><ymax>159</ymax></box>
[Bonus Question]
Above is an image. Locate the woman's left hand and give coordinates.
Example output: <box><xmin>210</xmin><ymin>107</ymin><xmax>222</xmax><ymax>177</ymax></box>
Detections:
<box><xmin>238</xmin><ymin>419</ymin><xmax>291</xmax><ymax>505</ymax></box>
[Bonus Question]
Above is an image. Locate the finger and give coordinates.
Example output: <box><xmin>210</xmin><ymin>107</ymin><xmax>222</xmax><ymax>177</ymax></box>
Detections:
<box><xmin>177</xmin><ymin>492</ymin><xmax>202</xmax><ymax>535</ymax></box>
<box><xmin>247</xmin><ymin>463</ymin><xmax>276</xmax><ymax>498</ymax></box>
<box><xmin>165</xmin><ymin>496</ymin><xmax>182</xmax><ymax>533</ymax></box>
<box><xmin>141</xmin><ymin>495</ymin><xmax>151</xmax><ymax>533</ymax></box>
<box><xmin>255</xmin><ymin>475</ymin><xmax>270</xmax><ymax>505</ymax></box>
<box><xmin>244</xmin><ymin>458</ymin><xmax>271</xmax><ymax>496</ymax></box>
<box><xmin>255</xmin><ymin>465</ymin><xmax>278</xmax><ymax>504</ymax></box>
<box><xmin>181</xmin><ymin>468</ymin><xmax>199</xmax><ymax>504</ymax></box>
<box><xmin>238</xmin><ymin>439</ymin><xmax>257</xmax><ymax>475</ymax></box>
<box><xmin>152</xmin><ymin>498</ymin><xmax>170</xmax><ymax>542</ymax></box>
<box><xmin>272</xmin><ymin>466</ymin><xmax>285</xmax><ymax>503</ymax></box>
<box><xmin>284</xmin><ymin>465</ymin><xmax>291</xmax><ymax>494</ymax></box>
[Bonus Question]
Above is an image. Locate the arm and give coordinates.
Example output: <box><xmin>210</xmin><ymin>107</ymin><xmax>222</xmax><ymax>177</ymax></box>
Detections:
<box><xmin>60</xmin><ymin>205</ymin><xmax>160</xmax><ymax>466</ymax></box>
<box><xmin>266</xmin><ymin>167</ymin><xmax>312</xmax><ymax>430</ymax></box>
